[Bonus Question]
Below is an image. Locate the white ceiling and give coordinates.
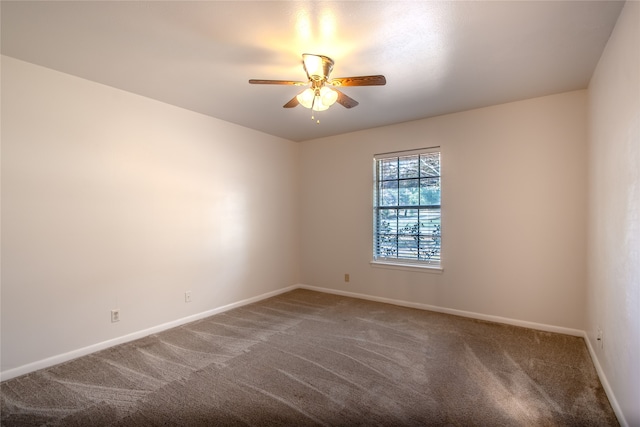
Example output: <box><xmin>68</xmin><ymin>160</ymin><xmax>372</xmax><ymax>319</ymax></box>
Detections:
<box><xmin>1</xmin><ymin>1</ymin><xmax>624</xmax><ymax>142</ymax></box>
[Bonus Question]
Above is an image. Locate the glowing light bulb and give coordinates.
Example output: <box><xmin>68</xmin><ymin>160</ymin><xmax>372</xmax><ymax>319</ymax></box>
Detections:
<box><xmin>320</xmin><ymin>87</ymin><xmax>338</xmax><ymax>106</ymax></box>
<box><xmin>296</xmin><ymin>88</ymin><xmax>315</xmax><ymax>109</ymax></box>
<box><xmin>312</xmin><ymin>96</ymin><xmax>330</xmax><ymax>111</ymax></box>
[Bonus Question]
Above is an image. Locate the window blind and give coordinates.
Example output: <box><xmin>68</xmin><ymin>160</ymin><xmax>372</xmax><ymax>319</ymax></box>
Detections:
<box><xmin>373</xmin><ymin>147</ymin><xmax>441</xmax><ymax>267</ymax></box>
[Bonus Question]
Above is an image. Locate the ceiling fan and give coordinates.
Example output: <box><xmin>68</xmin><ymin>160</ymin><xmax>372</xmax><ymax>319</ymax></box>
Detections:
<box><xmin>249</xmin><ymin>54</ymin><xmax>386</xmax><ymax>119</ymax></box>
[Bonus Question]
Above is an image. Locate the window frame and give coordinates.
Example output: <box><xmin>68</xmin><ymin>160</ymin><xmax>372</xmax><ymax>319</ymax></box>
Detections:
<box><xmin>371</xmin><ymin>147</ymin><xmax>442</xmax><ymax>272</ymax></box>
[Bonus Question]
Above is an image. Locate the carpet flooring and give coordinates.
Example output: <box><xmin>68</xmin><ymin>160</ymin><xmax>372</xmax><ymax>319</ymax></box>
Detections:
<box><xmin>1</xmin><ymin>289</ymin><xmax>618</xmax><ymax>426</ymax></box>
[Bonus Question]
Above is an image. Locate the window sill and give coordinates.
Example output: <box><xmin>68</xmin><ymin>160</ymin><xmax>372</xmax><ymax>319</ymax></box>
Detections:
<box><xmin>370</xmin><ymin>260</ymin><xmax>443</xmax><ymax>274</ymax></box>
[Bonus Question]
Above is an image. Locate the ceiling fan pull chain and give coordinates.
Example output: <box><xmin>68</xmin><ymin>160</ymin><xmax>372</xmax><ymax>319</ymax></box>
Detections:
<box><xmin>310</xmin><ymin>94</ymin><xmax>315</xmax><ymax>121</ymax></box>
<box><xmin>311</xmin><ymin>95</ymin><xmax>319</xmax><ymax>123</ymax></box>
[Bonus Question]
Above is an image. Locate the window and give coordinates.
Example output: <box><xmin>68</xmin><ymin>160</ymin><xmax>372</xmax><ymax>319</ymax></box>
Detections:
<box><xmin>373</xmin><ymin>147</ymin><xmax>441</xmax><ymax>268</ymax></box>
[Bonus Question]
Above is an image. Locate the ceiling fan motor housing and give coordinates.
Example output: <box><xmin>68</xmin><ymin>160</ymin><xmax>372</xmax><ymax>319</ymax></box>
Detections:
<box><xmin>302</xmin><ymin>54</ymin><xmax>334</xmax><ymax>81</ymax></box>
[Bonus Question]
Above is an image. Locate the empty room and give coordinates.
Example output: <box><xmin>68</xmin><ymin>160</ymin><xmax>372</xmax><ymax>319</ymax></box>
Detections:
<box><xmin>1</xmin><ymin>1</ymin><xmax>638</xmax><ymax>426</ymax></box>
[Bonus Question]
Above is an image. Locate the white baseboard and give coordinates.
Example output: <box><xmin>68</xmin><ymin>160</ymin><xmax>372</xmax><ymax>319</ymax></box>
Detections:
<box><xmin>0</xmin><ymin>285</ymin><xmax>298</xmax><ymax>382</ymax></box>
<box><xmin>298</xmin><ymin>284</ymin><xmax>583</xmax><ymax>336</ymax></box>
<box><xmin>582</xmin><ymin>331</ymin><xmax>628</xmax><ymax>427</ymax></box>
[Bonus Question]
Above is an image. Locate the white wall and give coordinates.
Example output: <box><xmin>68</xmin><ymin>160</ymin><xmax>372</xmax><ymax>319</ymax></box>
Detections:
<box><xmin>300</xmin><ymin>90</ymin><xmax>588</xmax><ymax>330</ymax></box>
<box><xmin>0</xmin><ymin>56</ymin><xmax>300</xmax><ymax>375</ymax></box>
<box><xmin>587</xmin><ymin>2</ymin><xmax>640</xmax><ymax>426</ymax></box>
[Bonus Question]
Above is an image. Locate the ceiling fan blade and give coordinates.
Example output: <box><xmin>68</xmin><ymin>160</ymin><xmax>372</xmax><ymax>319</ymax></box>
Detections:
<box><xmin>283</xmin><ymin>96</ymin><xmax>299</xmax><ymax>108</ymax></box>
<box><xmin>334</xmin><ymin>89</ymin><xmax>359</xmax><ymax>108</ymax></box>
<box><xmin>330</xmin><ymin>75</ymin><xmax>386</xmax><ymax>87</ymax></box>
<box><xmin>249</xmin><ymin>79</ymin><xmax>307</xmax><ymax>86</ymax></box>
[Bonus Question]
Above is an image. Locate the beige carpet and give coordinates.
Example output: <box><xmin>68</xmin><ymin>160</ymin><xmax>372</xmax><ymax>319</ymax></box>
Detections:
<box><xmin>1</xmin><ymin>289</ymin><xmax>618</xmax><ymax>426</ymax></box>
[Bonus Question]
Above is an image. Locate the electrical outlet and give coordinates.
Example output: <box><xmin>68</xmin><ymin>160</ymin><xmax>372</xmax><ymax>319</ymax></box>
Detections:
<box><xmin>111</xmin><ymin>309</ymin><xmax>120</xmax><ymax>323</ymax></box>
<box><xmin>597</xmin><ymin>328</ymin><xmax>604</xmax><ymax>349</ymax></box>
<box><xmin>344</xmin><ymin>274</ymin><xmax>350</xmax><ymax>283</ymax></box>
<box><xmin>185</xmin><ymin>291</ymin><xmax>192</xmax><ymax>303</ymax></box>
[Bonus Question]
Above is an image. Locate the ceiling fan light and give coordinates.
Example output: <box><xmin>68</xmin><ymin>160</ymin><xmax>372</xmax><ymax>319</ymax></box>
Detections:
<box><xmin>320</xmin><ymin>87</ymin><xmax>338</xmax><ymax>106</ymax></box>
<box><xmin>298</xmin><ymin>87</ymin><xmax>332</xmax><ymax>111</ymax></box>
<box><xmin>297</xmin><ymin>88</ymin><xmax>315</xmax><ymax>109</ymax></box>
<box><xmin>312</xmin><ymin>99</ymin><xmax>330</xmax><ymax>112</ymax></box>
